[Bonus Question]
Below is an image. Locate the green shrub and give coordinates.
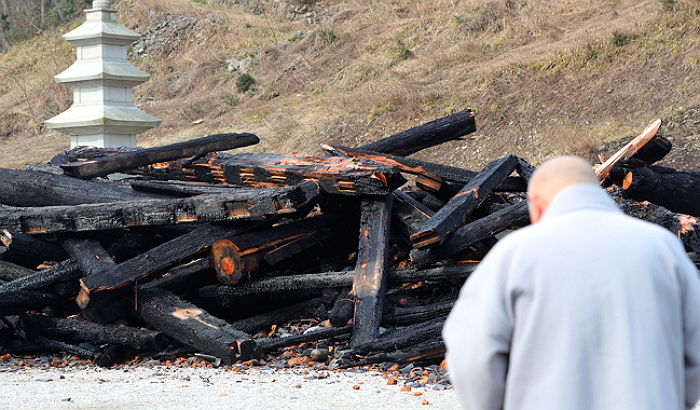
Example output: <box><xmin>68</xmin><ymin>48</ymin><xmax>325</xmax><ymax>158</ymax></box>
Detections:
<box><xmin>611</xmin><ymin>31</ymin><xmax>633</xmax><ymax>47</ymax></box>
<box><xmin>316</xmin><ymin>29</ymin><xmax>338</xmax><ymax>50</ymax></box>
<box><xmin>236</xmin><ymin>74</ymin><xmax>256</xmax><ymax>93</ymax></box>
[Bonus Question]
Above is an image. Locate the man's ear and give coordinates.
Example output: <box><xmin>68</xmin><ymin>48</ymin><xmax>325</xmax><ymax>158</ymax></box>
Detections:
<box><xmin>528</xmin><ymin>194</ymin><xmax>543</xmax><ymax>224</ymax></box>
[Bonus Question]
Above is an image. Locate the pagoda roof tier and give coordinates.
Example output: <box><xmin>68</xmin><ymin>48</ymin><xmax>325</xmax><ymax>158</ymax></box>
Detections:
<box><xmin>55</xmin><ymin>60</ymin><xmax>150</xmax><ymax>85</ymax></box>
<box><xmin>45</xmin><ymin>105</ymin><xmax>161</xmax><ymax>135</ymax></box>
<box><xmin>63</xmin><ymin>9</ymin><xmax>141</xmax><ymax>44</ymax></box>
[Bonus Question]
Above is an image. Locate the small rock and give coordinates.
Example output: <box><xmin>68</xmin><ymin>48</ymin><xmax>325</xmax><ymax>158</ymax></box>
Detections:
<box><xmin>309</xmin><ymin>348</ymin><xmax>329</xmax><ymax>362</ymax></box>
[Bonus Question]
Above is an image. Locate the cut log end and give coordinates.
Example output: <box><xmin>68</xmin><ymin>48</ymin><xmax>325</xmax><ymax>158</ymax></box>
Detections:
<box><xmin>622</xmin><ymin>171</ymin><xmax>634</xmax><ymax>190</ymax></box>
<box><xmin>211</xmin><ymin>239</ymin><xmax>259</xmax><ymax>286</ymax></box>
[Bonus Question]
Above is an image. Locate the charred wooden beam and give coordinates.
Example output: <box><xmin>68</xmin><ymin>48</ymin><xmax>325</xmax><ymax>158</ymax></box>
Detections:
<box><xmin>392</xmin><ymin>190</ymin><xmax>434</xmax><ymax>238</ymax></box>
<box><xmin>412</xmin><ymin>155</ymin><xmax>520</xmax><ymax>248</ymax></box>
<box><xmin>0</xmin><ymin>182</ymin><xmax>319</xmax><ymax>234</ymax></box>
<box><xmin>0</xmin><ymin>290</ymin><xmax>58</xmax><ymax>316</ymax></box>
<box><xmin>343</xmin><ymin>339</ymin><xmax>445</xmax><ymax>368</ymax></box>
<box><xmin>325</xmin><ymin>145</ymin><xmax>527</xmax><ymax>192</ymax></box>
<box><xmin>61</xmin><ymin>133</ymin><xmax>260</xmax><ymax>179</ymax></box>
<box><xmin>0</xmin><ymin>260</ymin><xmax>36</xmax><ymax>282</ymax></box>
<box><xmin>127</xmin><ymin>179</ymin><xmax>250</xmax><ymax>197</ymax></box>
<box><xmin>383</xmin><ymin>299</ymin><xmax>454</xmax><ymax>326</ymax></box>
<box><xmin>357</xmin><ymin>109</ymin><xmax>476</xmax><ymax>156</ymax></box>
<box><xmin>255</xmin><ymin>325</ymin><xmax>352</xmax><ymax>353</ymax></box>
<box><xmin>137</xmin><ymin>288</ymin><xmax>253</xmax><ymax>364</ymax></box>
<box><xmin>63</xmin><ymin>238</ymin><xmax>116</xmax><ymax>276</ymax></box>
<box><xmin>619</xmin><ymin>198</ymin><xmax>700</xmax><ymax>253</ymax></box>
<box><xmin>210</xmin><ymin>215</ymin><xmax>335</xmax><ymax>286</ymax></box>
<box><xmin>351</xmin><ymin>195</ymin><xmax>393</xmax><ymax>347</ymax></box>
<box><xmin>0</xmin><ymin>168</ymin><xmax>148</xmax><ymax>207</ymax></box>
<box><xmin>596</xmin><ymin>119</ymin><xmax>661</xmax><ymax>180</ymax></box>
<box><xmin>0</xmin><ymin>259</ymin><xmax>81</xmax><ymax>294</ymax></box>
<box><xmin>229</xmin><ymin>296</ymin><xmax>328</xmax><ymax>335</ymax></box>
<box><xmin>618</xmin><ymin>167</ymin><xmax>700</xmax><ymax>217</ymax></box>
<box><xmin>205</xmin><ymin>263</ymin><xmax>478</xmax><ymax>301</ymax></box>
<box><xmin>135</xmin><ymin>153</ymin><xmax>406</xmax><ymax>196</ymax></box>
<box><xmin>351</xmin><ymin>320</ymin><xmax>443</xmax><ymax>355</ymax></box>
<box><xmin>139</xmin><ymin>258</ymin><xmax>213</xmax><ymax>293</ymax></box>
<box><xmin>20</xmin><ymin>315</ymin><xmax>168</xmax><ymax>351</ymax></box>
<box><xmin>51</xmin><ymin>146</ymin><xmax>140</xmax><ymax>165</ymax></box>
<box><xmin>410</xmin><ymin>201</ymin><xmax>529</xmax><ymax>268</ymax></box>
<box><xmin>77</xmin><ymin>223</ymin><xmax>259</xmax><ymax>315</ymax></box>
<box><xmin>0</xmin><ymin>232</ymin><xmax>68</xmax><ymax>263</ymax></box>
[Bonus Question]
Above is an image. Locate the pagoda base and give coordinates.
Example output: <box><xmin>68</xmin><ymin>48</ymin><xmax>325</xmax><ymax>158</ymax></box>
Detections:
<box><xmin>70</xmin><ymin>133</ymin><xmax>137</xmax><ymax>148</ymax></box>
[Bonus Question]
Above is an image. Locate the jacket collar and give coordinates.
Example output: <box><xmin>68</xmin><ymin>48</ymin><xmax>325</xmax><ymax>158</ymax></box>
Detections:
<box><xmin>541</xmin><ymin>183</ymin><xmax>622</xmax><ymax>221</ymax></box>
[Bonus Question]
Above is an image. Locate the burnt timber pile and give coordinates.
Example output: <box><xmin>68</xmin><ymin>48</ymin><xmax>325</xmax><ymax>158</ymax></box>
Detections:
<box><xmin>0</xmin><ymin>111</ymin><xmax>698</xmax><ymax>370</ymax></box>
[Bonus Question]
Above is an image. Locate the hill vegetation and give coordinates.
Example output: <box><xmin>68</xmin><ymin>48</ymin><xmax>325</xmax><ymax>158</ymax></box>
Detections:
<box><xmin>1</xmin><ymin>0</ymin><xmax>699</xmax><ymax>169</ymax></box>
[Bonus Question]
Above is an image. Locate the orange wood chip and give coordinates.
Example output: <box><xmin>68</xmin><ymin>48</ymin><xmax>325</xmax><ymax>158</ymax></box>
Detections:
<box><xmin>352</xmin><ymin>385</ymin><xmax>361</xmax><ymax>390</ymax></box>
<box><xmin>293</xmin><ymin>385</ymin><xmax>302</xmax><ymax>389</ymax></box>
<box><xmin>218</xmin><ymin>392</ymin><xmax>228</xmax><ymax>397</ymax></box>
<box><xmin>439</xmin><ymin>360</ymin><xmax>448</xmax><ymax>370</ymax></box>
<box><xmin>287</xmin><ymin>357</ymin><xmax>315</xmax><ymax>366</ymax></box>
<box><xmin>418</xmin><ymin>376</ymin><xmax>430</xmax><ymax>385</ymax></box>
<box><xmin>388</xmin><ymin>364</ymin><xmax>399</xmax><ymax>371</ymax></box>
<box><xmin>400</xmin><ymin>386</ymin><xmax>411</xmax><ymax>392</ymax></box>
<box><xmin>387</xmin><ymin>377</ymin><xmax>398</xmax><ymax>385</ymax></box>
<box><xmin>413</xmin><ymin>392</ymin><xmax>423</xmax><ymax>397</ymax></box>
<box><xmin>421</xmin><ymin>400</ymin><xmax>430</xmax><ymax>405</ymax></box>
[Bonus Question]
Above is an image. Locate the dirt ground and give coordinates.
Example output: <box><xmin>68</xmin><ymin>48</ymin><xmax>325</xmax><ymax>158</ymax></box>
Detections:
<box><xmin>0</xmin><ymin>365</ymin><xmax>458</xmax><ymax>409</ymax></box>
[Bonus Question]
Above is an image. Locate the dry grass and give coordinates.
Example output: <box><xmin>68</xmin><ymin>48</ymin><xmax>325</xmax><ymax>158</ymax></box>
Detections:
<box><xmin>1</xmin><ymin>0</ymin><xmax>699</xmax><ymax>170</ymax></box>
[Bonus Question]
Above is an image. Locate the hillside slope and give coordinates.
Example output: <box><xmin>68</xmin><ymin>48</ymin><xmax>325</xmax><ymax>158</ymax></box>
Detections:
<box><xmin>1</xmin><ymin>0</ymin><xmax>699</xmax><ymax>170</ymax></box>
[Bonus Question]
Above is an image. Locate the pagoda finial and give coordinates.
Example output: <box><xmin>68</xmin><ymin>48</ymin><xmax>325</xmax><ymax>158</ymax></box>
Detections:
<box><xmin>45</xmin><ymin>0</ymin><xmax>160</xmax><ymax>148</ymax></box>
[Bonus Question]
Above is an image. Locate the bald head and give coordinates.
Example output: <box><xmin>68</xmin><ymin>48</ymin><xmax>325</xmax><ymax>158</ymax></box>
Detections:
<box><xmin>527</xmin><ymin>156</ymin><xmax>598</xmax><ymax>223</ymax></box>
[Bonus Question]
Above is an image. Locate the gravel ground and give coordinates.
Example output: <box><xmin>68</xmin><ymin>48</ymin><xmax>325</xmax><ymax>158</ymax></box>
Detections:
<box><xmin>0</xmin><ymin>366</ymin><xmax>459</xmax><ymax>409</ymax></box>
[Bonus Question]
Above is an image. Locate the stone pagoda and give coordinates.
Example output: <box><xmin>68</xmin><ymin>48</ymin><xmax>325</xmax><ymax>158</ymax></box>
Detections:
<box><xmin>45</xmin><ymin>0</ymin><xmax>160</xmax><ymax>148</ymax></box>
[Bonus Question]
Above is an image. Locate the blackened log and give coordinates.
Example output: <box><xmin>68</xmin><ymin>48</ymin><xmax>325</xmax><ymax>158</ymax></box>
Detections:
<box><xmin>0</xmin><ymin>182</ymin><xmax>320</xmax><ymax>234</ymax></box>
<box><xmin>255</xmin><ymin>325</ymin><xmax>352</xmax><ymax>353</ymax></box>
<box><xmin>51</xmin><ymin>146</ymin><xmax>140</xmax><ymax>165</ymax></box>
<box><xmin>135</xmin><ymin>153</ymin><xmax>406</xmax><ymax>196</ymax></box>
<box><xmin>343</xmin><ymin>340</ymin><xmax>445</xmax><ymax>368</ymax></box>
<box><xmin>0</xmin><ymin>259</ymin><xmax>81</xmax><ymax>294</ymax></box>
<box><xmin>77</xmin><ymin>223</ymin><xmax>260</xmax><ymax>313</ymax></box>
<box><xmin>139</xmin><ymin>258</ymin><xmax>213</xmax><ymax>293</ymax></box>
<box><xmin>34</xmin><ymin>336</ymin><xmax>97</xmax><ymax>360</ymax></box>
<box><xmin>210</xmin><ymin>215</ymin><xmax>335</xmax><ymax>286</ymax></box>
<box><xmin>230</xmin><ymin>296</ymin><xmax>328</xmax><ymax>335</ymax></box>
<box><xmin>630</xmin><ymin>135</ymin><xmax>672</xmax><ymax>166</ymax></box>
<box><xmin>127</xmin><ymin>179</ymin><xmax>249</xmax><ymax>197</ymax></box>
<box><xmin>207</xmin><ymin>263</ymin><xmax>478</xmax><ymax>300</ymax></box>
<box><xmin>620</xmin><ymin>167</ymin><xmax>700</xmax><ymax>216</ymax></box>
<box><xmin>0</xmin><ymin>168</ymin><xmax>147</xmax><ymax>207</ymax></box>
<box><xmin>392</xmin><ymin>190</ymin><xmax>434</xmax><ymax>237</ymax></box>
<box><xmin>61</xmin><ymin>133</ymin><xmax>260</xmax><ymax>179</ymax></box>
<box><xmin>352</xmin><ymin>320</ymin><xmax>443</xmax><ymax>355</ymax></box>
<box><xmin>138</xmin><ymin>287</ymin><xmax>253</xmax><ymax>364</ymax></box>
<box><xmin>516</xmin><ymin>157</ymin><xmax>536</xmax><ymax>181</ymax></box>
<box><xmin>95</xmin><ymin>344</ymin><xmax>131</xmax><ymax>368</ymax></box>
<box><xmin>412</xmin><ymin>155</ymin><xmax>520</xmax><ymax>248</ymax></box>
<box><xmin>20</xmin><ymin>315</ymin><xmax>168</xmax><ymax>351</ymax></box>
<box><xmin>0</xmin><ymin>260</ymin><xmax>35</xmax><ymax>282</ymax></box>
<box><xmin>351</xmin><ymin>195</ymin><xmax>393</xmax><ymax>347</ymax></box>
<box><xmin>326</xmin><ymin>145</ymin><xmax>527</xmax><ymax>192</ymax></box>
<box><xmin>357</xmin><ymin>109</ymin><xmax>476</xmax><ymax>156</ymax></box>
<box><xmin>383</xmin><ymin>300</ymin><xmax>454</xmax><ymax>326</ymax></box>
<box><xmin>619</xmin><ymin>198</ymin><xmax>700</xmax><ymax>253</ymax></box>
<box><xmin>329</xmin><ymin>287</ymin><xmax>354</xmax><ymax>327</ymax></box>
<box><xmin>63</xmin><ymin>238</ymin><xmax>116</xmax><ymax>275</ymax></box>
<box><xmin>0</xmin><ymin>290</ymin><xmax>58</xmax><ymax>316</ymax></box>
<box><xmin>410</xmin><ymin>201</ymin><xmax>530</xmax><ymax>268</ymax></box>
<box><xmin>0</xmin><ymin>232</ymin><xmax>68</xmax><ymax>263</ymax></box>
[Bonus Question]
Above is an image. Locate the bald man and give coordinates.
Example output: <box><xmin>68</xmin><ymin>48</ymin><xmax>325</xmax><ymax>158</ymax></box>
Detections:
<box><xmin>443</xmin><ymin>156</ymin><xmax>700</xmax><ymax>410</ymax></box>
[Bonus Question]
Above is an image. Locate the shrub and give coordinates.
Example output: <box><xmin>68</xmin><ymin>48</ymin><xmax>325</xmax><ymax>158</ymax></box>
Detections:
<box><xmin>316</xmin><ymin>29</ymin><xmax>337</xmax><ymax>50</ymax></box>
<box><xmin>235</xmin><ymin>74</ymin><xmax>256</xmax><ymax>93</ymax></box>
